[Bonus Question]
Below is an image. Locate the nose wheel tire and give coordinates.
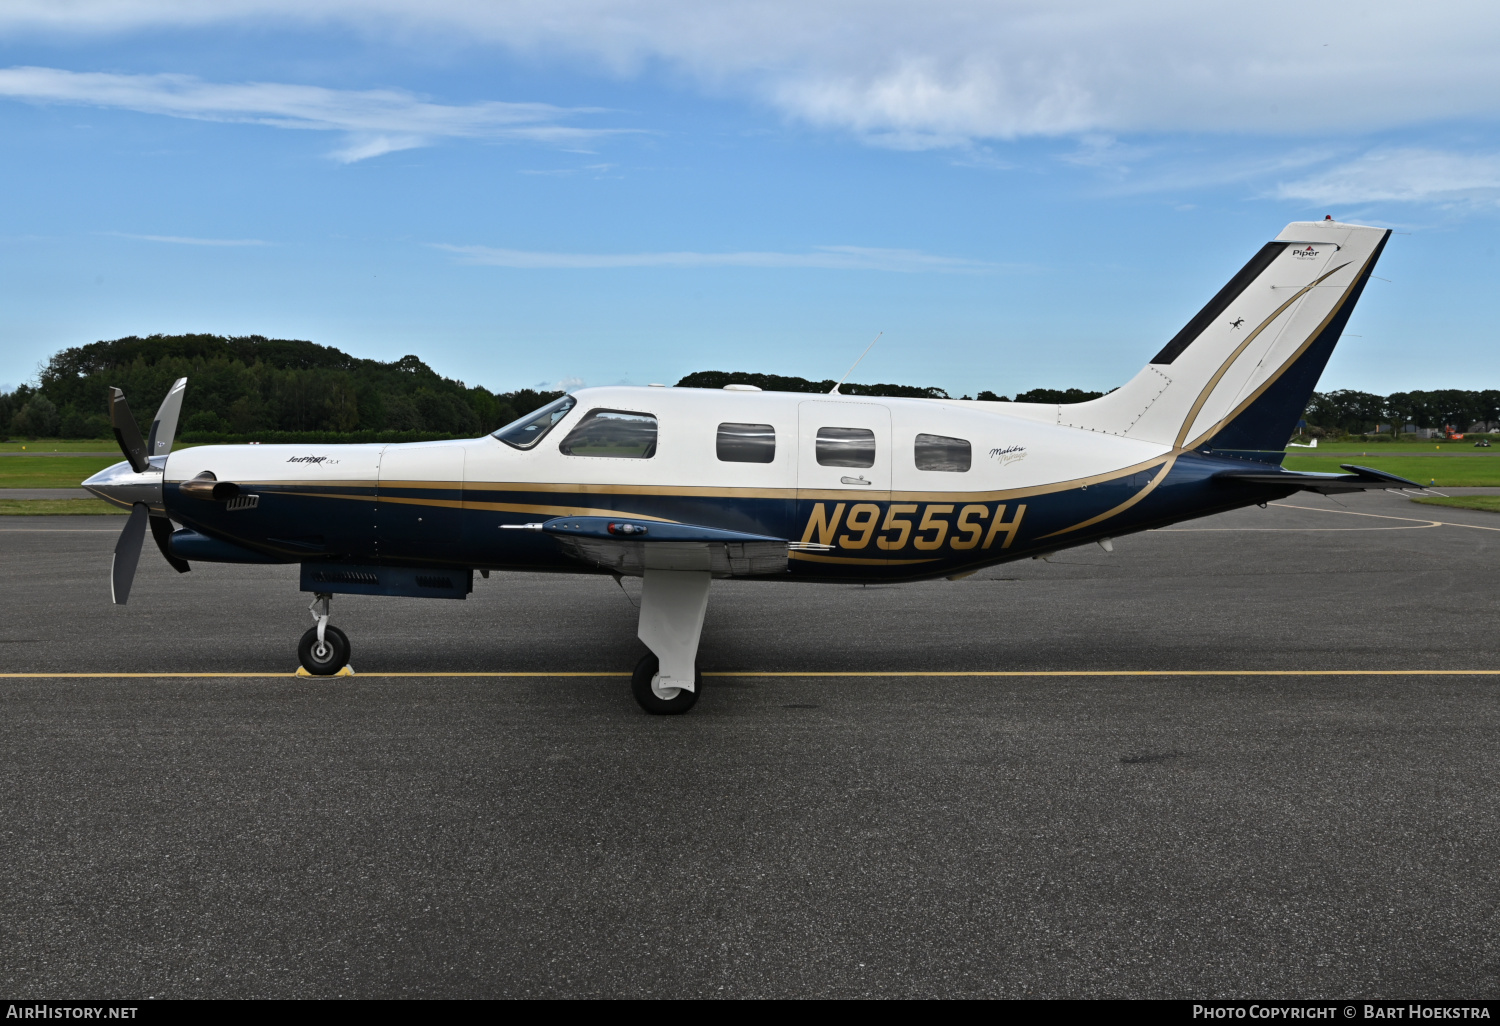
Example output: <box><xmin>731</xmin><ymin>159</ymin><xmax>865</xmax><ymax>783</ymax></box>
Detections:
<box><xmin>631</xmin><ymin>653</ymin><xmax>701</xmax><ymax>715</ymax></box>
<box><xmin>298</xmin><ymin>625</ymin><xmax>351</xmax><ymax>676</ymax></box>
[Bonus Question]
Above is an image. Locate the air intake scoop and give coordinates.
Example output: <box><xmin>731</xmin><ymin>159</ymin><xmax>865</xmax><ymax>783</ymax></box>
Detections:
<box><xmin>179</xmin><ymin>471</ymin><xmax>242</xmax><ymax>502</ymax></box>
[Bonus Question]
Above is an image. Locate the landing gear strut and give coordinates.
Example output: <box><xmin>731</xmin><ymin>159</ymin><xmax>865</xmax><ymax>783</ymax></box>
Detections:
<box><xmin>632</xmin><ymin>568</ymin><xmax>710</xmax><ymax>715</ymax></box>
<box><xmin>298</xmin><ymin>591</ymin><xmax>351</xmax><ymax>675</ymax></box>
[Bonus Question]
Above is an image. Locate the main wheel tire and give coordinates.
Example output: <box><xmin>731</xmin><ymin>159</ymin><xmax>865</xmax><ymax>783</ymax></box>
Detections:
<box><xmin>631</xmin><ymin>653</ymin><xmax>701</xmax><ymax>715</ymax></box>
<box><xmin>298</xmin><ymin>624</ymin><xmax>351</xmax><ymax>676</ymax></box>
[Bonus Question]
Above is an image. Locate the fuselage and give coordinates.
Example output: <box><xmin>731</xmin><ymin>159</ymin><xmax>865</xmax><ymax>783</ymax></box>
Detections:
<box><xmin>73</xmin><ymin>219</ymin><xmax>1394</xmax><ymax>702</ymax></box>
<box><xmin>105</xmin><ymin>385</ymin><xmax>1293</xmax><ymax>583</ymax></box>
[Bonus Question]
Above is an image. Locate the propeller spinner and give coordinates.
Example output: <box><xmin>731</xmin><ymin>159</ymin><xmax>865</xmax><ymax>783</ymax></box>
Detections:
<box><xmin>82</xmin><ymin>377</ymin><xmax>192</xmax><ymax>603</ymax></box>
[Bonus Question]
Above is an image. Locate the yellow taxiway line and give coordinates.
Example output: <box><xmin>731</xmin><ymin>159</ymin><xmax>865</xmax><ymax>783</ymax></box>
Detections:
<box><xmin>0</xmin><ymin>670</ymin><xmax>1496</xmax><ymax>679</ymax></box>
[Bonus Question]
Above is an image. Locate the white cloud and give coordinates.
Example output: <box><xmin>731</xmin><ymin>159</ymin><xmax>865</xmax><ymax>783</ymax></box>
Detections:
<box><xmin>430</xmin><ymin>243</ymin><xmax>999</xmax><ymax>271</ymax></box>
<box><xmin>327</xmin><ymin>134</ymin><xmax>427</xmax><ymax>162</ymax></box>
<box><xmin>1085</xmin><ymin>145</ymin><xmax>1342</xmax><ymax>196</ymax></box>
<box><xmin>2</xmin><ymin>2</ymin><xmax>1499</xmax><ymax>143</ymax></box>
<box><xmin>518</xmin><ymin>163</ymin><xmax>617</xmax><ymax>176</ymax></box>
<box><xmin>0</xmin><ymin>66</ymin><xmax>618</xmax><ymax>161</ymax></box>
<box><xmin>104</xmin><ymin>232</ymin><xmax>270</xmax><ymax>245</ymax></box>
<box><xmin>1275</xmin><ymin>148</ymin><xmax>1500</xmax><ymax>205</ymax></box>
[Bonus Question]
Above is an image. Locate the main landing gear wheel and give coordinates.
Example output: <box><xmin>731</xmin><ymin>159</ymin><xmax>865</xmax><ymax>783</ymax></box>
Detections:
<box><xmin>631</xmin><ymin>653</ymin><xmax>701</xmax><ymax>715</ymax></box>
<box><xmin>298</xmin><ymin>624</ymin><xmax>350</xmax><ymax>676</ymax></box>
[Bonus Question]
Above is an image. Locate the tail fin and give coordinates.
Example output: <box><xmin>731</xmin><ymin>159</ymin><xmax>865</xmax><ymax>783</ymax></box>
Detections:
<box><xmin>1057</xmin><ymin>220</ymin><xmax>1391</xmax><ymax>463</ymax></box>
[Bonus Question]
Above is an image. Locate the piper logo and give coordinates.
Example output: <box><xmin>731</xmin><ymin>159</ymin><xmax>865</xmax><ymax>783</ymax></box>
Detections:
<box><xmin>1291</xmin><ymin>245</ymin><xmax>1320</xmax><ymax>259</ymax></box>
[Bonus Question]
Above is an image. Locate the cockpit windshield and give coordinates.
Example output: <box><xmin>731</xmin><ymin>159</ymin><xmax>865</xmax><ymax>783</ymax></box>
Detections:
<box><xmin>492</xmin><ymin>394</ymin><xmax>578</xmax><ymax>450</ymax></box>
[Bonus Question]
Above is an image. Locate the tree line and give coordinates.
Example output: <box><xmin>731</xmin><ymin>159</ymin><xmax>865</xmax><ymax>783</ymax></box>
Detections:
<box><xmin>0</xmin><ymin>336</ymin><xmax>1115</xmax><ymax>441</ymax></box>
<box><xmin>9</xmin><ymin>333</ymin><xmax>1478</xmax><ymax>443</ymax></box>
<box><xmin>0</xmin><ymin>335</ymin><xmax>565</xmax><ymax>442</ymax></box>
<box><xmin>677</xmin><ymin>370</ymin><xmax>1105</xmax><ymax>405</ymax></box>
<box><xmin>1303</xmin><ymin>389</ymin><xmax>1500</xmax><ymax>436</ymax></box>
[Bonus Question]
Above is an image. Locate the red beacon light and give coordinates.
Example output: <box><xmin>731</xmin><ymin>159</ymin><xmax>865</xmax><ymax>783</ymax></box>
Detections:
<box><xmin>607</xmin><ymin>522</ymin><xmax>648</xmax><ymax>536</ymax></box>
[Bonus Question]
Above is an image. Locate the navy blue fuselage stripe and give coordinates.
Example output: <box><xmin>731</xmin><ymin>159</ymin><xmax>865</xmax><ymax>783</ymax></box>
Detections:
<box><xmin>163</xmin><ymin>452</ymin><xmax>1299</xmax><ymax>583</ymax></box>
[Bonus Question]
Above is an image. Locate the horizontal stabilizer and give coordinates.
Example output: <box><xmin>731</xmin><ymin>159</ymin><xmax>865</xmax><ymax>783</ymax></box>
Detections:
<box><xmin>541</xmin><ymin>516</ymin><xmax>789</xmax><ymax>577</ymax></box>
<box><xmin>1214</xmin><ymin>463</ymin><xmax>1419</xmax><ymax>495</ymax></box>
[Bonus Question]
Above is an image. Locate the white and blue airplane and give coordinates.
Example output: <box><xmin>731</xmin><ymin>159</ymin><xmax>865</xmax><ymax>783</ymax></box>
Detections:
<box><xmin>84</xmin><ymin>219</ymin><xmax>1411</xmax><ymax>713</ymax></box>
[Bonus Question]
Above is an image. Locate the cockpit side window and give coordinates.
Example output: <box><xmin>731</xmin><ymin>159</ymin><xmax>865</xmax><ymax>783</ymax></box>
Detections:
<box><xmin>492</xmin><ymin>395</ymin><xmax>577</xmax><ymax>450</ymax></box>
<box><xmin>559</xmin><ymin>409</ymin><xmax>658</xmax><ymax>459</ymax></box>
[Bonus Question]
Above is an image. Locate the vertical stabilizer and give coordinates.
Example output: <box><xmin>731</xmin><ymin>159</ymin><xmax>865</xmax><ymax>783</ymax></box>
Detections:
<box><xmin>1055</xmin><ymin>221</ymin><xmax>1391</xmax><ymax>462</ymax></box>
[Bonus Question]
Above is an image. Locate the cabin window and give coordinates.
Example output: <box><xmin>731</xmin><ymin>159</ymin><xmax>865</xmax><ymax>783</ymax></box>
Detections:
<box><xmin>493</xmin><ymin>394</ymin><xmax>577</xmax><ymax>450</ymax></box>
<box><xmin>716</xmin><ymin>422</ymin><xmax>776</xmax><ymax>463</ymax></box>
<box><xmin>815</xmin><ymin>426</ymin><xmax>876</xmax><ymax>468</ymax></box>
<box><xmin>914</xmin><ymin>433</ymin><xmax>971</xmax><ymax>472</ymax></box>
<box><xmin>559</xmin><ymin>409</ymin><xmax>658</xmax><ymax>459</ymax></box>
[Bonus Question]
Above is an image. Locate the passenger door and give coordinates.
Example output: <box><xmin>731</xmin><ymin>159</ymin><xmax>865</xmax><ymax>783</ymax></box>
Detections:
<box><xmin>795</xmin><ymin>400</ymin><xmax>892</xmax><ymax>563</ymax></box>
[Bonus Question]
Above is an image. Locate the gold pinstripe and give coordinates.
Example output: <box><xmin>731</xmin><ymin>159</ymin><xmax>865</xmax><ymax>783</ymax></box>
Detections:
<box><xmin>1172</xmin><ymin>259</ymin><xmax>1351</xmax><ymax>449</ymax></box>
<box><xmin>229</xmin><ymin>451</ymin><xmax>1175</xmax><ymax>507</ymax></box>
<box><xmin>1035</xmin><ymin>455</ymin><xmax>1178</xmax><ymax>540</ymax></box>
<box><xmin>1184</xmin><ymin>243</ymin><xmax>1385</xmax><ymax>451</ymax></box>
<box><xmin>290</xmin><ymin>490</ymin><xmax>679</xmax><ymax>522</ymax></box>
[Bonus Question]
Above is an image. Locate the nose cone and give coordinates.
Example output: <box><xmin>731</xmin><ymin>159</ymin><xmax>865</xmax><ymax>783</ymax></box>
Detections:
<box><xmin>83</xmin><ymin>459</ymin><xmax>163</xmax><ymax>510</ymax></box>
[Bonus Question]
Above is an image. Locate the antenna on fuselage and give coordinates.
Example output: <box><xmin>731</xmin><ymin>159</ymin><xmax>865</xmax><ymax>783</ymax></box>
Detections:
<box><xmin>830</xmin><ymin>331</ymin><xmax>882</xmax><ymax>395</ymax></box>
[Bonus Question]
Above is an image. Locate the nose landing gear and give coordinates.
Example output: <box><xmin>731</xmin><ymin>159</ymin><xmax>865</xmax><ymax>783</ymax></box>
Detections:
<box><xmin>298</xmin><ymin>591</ymin><xmax>351</xmax><ymax>675</ymax></box>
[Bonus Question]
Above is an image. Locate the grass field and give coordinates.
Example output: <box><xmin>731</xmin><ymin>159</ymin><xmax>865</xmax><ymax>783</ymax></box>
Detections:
<box><xmin>1410</xmin><ymin>495</ymin><xmax>1500</xmax><ymax>514</ymax></box>
<box><xmin>0</xmin><ymin>456</ymin><xmax>121</xmax><ymax>488</ymax></box>
<box><xmin>0</xmin><ymin>499</ymin><xmax>125</xmax><ymax>515</ymax></box>
<box><xmin>0</xmin><ymin>439</ymin><xmax>204</xmax><ymax>454</ymax></box>
<box><xmin>1281</xmin><ymin>454</ymin><xmax>1500</xmax><ymax>486</ymax></box>
<box><xmin>0</xmin><ymin>439</ymin><xmax>120</xmax><ymax>452</ymax></box>
<box><xmin>2</xmin><ymin>438</ymin><xmax>1497</xmax><ymax>491</ymax></box>
<box><xmin>1287</xmin><ymin>438</ymin><xmax>1497</xmax><ymax>454</ymax></box>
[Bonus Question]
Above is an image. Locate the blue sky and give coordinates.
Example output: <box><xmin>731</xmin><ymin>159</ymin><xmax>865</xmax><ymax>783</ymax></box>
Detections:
<box><xmin>1</xmin><ymin>1</ymin><xmax>1497</xmax><ymax>401</ymax></box>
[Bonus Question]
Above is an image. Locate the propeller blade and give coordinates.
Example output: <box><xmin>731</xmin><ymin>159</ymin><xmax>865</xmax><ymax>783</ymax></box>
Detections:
<box><xmin>146</xmin><ymin>377</ymin><xmax>187</xmax><ymax>459</ymax></box>
<box><xmin>109</xmin><ymin>388</ymin><xmax>149</xmax><ymax>473</ymax></box>
<box><xmin>149</xmin><ymin>514</ymin><xmax>191</xmax><ymax>574</ymax></box>
<box><xmin>112</xmin><ymin>503</ymin><xmax>149</xmax><ymax>604</ymax></box>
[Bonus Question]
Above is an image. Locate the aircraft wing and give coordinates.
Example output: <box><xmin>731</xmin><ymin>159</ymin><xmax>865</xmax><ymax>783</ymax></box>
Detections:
<box><xmin>1214</xmin><ymin>463</ymin><xmax>1420</xmax><ymax>495</ymax></box>
<box><xmin>534</xmin><ymin>516</ymin><xmax>790</xmax><ymax>576</ymax></box>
